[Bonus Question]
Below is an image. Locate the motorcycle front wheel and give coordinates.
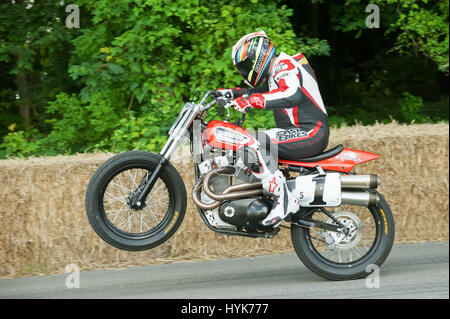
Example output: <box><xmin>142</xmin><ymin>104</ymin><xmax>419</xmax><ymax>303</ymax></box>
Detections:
<box><xmin>291</xmin><ymin>191</ymin><xmax>395</xmax><ymax>281</ymax></box>
<box><xmin>85</xmin><ymin>151</ymin><xmax>186</xmax><ymax>251</ymax></box>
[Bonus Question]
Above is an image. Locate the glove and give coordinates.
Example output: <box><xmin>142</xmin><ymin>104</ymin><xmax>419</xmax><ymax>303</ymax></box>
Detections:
<box><xmin>234</xmin><ymin>93</ymin><xmax>266</xmax><ymax>113</ymax></box>
<box><xmin>248</xmin><ymin>93</ymin><xmax>266</xmax><ymax>109</ymax></box>
<box><xmin>233</xmin><ymin>97</ymin><xmax>252</xmax><ymax>113</ymax></box>
<box><xmin>215</xmin><ymin>88</ymin><xmax>234</xmax><ymax>99</ymax></box>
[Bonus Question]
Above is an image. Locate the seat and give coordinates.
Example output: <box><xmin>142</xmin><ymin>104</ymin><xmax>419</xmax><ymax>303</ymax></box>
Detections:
<box><xmin>280</xmin><ymin>144</ymin><xmax>344</xmax><ymax>163</ymax></box>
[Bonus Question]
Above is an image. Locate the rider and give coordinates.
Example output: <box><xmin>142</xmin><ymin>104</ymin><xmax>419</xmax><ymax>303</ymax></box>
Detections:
<box><xmin>216</xmin><ymin>30</ymin><xmax>330</xmax><ymax>227</ymax></box>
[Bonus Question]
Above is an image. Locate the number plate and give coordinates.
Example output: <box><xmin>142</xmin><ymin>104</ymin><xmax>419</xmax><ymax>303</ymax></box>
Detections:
<box><xmin>295</xmin><ymin>173</ymin><xmax>342</xmax><ymax>207</ymax></box>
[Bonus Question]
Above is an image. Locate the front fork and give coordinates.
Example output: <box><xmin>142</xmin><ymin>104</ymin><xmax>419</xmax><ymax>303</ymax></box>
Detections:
<box><xmin>127</xmin><ymin>155</ymin><xmax>169</xmax><ymax>210</ymax></box>
<box><xmin>127</xmin><ymin>100</ymin><xmax>203</xmax><ymax>209</ymax></box>
<box><xmin>127</xmin><ymin>130</ymin><xmax>183</xmax><ymax>210</ymax></box>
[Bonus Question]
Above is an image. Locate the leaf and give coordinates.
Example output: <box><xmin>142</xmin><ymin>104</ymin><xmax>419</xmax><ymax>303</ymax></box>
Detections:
<box><xmin>107</xmin><ymin>64</ymin><xmax>125</xmax><ymax>75</ymax></box>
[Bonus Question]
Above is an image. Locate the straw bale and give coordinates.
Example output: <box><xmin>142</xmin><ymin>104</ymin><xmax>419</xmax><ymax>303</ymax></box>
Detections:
<box><xmin>0</xmin><ymin>122</ymin><xmax>448</xmax><ymax>278</ymax></box>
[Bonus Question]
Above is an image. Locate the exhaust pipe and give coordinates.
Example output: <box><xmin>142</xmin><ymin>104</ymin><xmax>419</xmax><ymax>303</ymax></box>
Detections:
<box><xmin>192</xmin><ymin>167</ymin><xmax>380</xmax><ymax>210</ymax></box>
<box><xmin>192</xmin><ymin>176</ymin><xmax>221</xmax><ymax>210</ymax></box>
<box><xmin>202</xmin><ymin>167</ymin><xmax>263</xmax><ymax>201</ymax></box>
<box><xmin>192</xmin><ymin>167</ymin><xmax>263</xmax><ymax>210</ymax></box>
<box><xmin>340</xmin><ymin>174</ymin><xmax>380</xmax><ymax>189</ymax></box>
<box><xmin>341</xmin><ymin>191</ymin><xmax>379</xmax><ymax>206</ymax></box>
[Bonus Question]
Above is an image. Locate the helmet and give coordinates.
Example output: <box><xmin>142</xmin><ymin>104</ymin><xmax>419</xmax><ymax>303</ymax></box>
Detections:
<box><xmin>232</xmin><ymin>30</ymin><xmax>276</xmax><ymax>88</ymax></box>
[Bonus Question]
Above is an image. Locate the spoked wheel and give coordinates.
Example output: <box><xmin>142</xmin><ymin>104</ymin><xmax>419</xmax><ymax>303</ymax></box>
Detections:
<box><xmin>104</xmin><ymin>168</ymin><xmax>170</xmax><ymax>235</ymax></box>
<box><xmin>291</xmin><ymin>191</ymin><xmax>395</xmax><ymax>280</ymax></box>
<box><xmin>86</xmin><ymin>151</ymin><xmax>186</xmax><ymax>251</ymax></box>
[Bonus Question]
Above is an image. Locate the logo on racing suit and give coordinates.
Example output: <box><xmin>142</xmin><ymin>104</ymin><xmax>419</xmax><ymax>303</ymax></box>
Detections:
<box><xmin>297</xmin><ymin>57</ymin><xmax>309</xmax><ymax>66</ymax></box>
<box><xmin>268</xmin><ymin>176</ymin><xmax>278</xmax><ymax>193</ymax></box>
<box><xmin>273</xmin><ymin>63</ymin><xmax>287</xmax><ymax>76</ymax></box>
<box><xmin>275</xmin><ymin>128</ymin><xmax>309</xmax><ymax>142</ymax></box>
<box><xmin>249</xmin><ymin>94</ymin><xmax>265</xmax><ymax>108</ymax></box>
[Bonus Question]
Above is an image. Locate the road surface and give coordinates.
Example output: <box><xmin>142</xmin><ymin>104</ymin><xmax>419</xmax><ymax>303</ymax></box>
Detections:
<box><xmin>0</xmin><ymin>241</ymin><xmax>448</xmax><ymax>299</ymax></box>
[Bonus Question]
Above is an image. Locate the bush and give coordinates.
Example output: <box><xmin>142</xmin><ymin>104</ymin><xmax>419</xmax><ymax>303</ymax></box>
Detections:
<box><xmin>398</xmin><ymin>92</ymin><xmax>425</xmax><ymax>123</ymax></box>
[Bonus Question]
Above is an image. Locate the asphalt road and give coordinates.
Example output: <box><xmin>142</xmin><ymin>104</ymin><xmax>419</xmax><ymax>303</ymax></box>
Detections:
<box><xmin>0</xmin><ymin>241</ymin><xmax>448</xmax><ymax>299</ymax></box>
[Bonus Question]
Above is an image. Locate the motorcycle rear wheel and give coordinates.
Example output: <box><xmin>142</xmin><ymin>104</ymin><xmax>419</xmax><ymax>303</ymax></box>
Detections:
<box><xmin>85</xmin><ymin>151</ymin><xmax>186</xmax><ymax>251</ymax></box>
<box><xmin>291</xmin><ymin>190</ymin><xmax>395</xmax><ymax>280</ymax></box>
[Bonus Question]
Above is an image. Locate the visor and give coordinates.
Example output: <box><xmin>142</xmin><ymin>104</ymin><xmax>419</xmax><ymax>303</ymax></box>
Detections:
<box><xmin>236</xmin><ymin>57</ymin><xmax>254</xmax><ymax>85</ymax></box>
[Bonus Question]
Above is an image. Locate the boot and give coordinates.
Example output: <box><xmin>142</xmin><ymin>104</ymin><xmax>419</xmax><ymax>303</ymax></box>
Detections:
<box><xmin>260</xmin><ymin>170</ymin><xmax>300</xmax><ymax>227</ymax></box>
<box><xmin>235</xmin><ymin>141</ymin><xmax>299</xmax><ymax>227</ymax></box>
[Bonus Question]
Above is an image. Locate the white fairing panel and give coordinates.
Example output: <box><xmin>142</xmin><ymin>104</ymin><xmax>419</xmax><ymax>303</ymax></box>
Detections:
<box><xmin>295</xmin><ymin>173</ymin><xmax>342</xmax><ymax>207</ymax></box>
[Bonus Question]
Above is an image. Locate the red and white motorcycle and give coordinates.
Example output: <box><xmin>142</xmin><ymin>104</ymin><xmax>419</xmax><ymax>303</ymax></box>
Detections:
<box><xmin>85</xmin><ymin>91</ymin><xmax>395</xmax><ymax>280</ymax></box>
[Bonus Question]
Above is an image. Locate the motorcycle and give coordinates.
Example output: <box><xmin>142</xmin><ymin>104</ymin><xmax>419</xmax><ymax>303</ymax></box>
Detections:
<box><xmin>85</xmin><ymin>91</ymin><xmax>395</xmax><ymax>281</ymax></box>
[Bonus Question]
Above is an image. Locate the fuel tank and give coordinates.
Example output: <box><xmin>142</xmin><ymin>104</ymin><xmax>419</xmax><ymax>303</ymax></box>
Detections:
<box><xmin>205</xmin><ymin>120</ymin><xmax>256</xmax><ymax>151</ymax></box>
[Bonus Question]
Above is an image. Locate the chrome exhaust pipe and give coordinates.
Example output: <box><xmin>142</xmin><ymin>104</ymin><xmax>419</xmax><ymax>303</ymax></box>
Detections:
<box><xmin>192</xmin><ymin>176</ymin><xmax>222</xmax><ymax>210</ymax></box>
<box><xmin>202</xmin><ymin>167</ymin><xmax>263</xmax><ymax>201</ymax></box>
<box><xmin>341</xmin><ymin>191</ymin><xmax>379</xmax><ymax>206</ymax></box>
<box><xmin>192</xmin><ymin>167</ymin><xmax>263</xmax><ymax>210</ymax></box>
<box><xmin>340</xmin><ymin>174</ymin><xmax>380</xmax><ymax>189</ymax></box>
<box><xmin>192</xmin><ymin>167</ymin><xmax>380</xmax><ymax>210</ymax></box>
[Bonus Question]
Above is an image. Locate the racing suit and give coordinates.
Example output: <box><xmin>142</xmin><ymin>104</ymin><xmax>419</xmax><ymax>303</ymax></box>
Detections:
<box><xmin>232</xmin><ymin>52</ymin><xmax>329</xmax><ymax>161</ymax></box>
<box><xmin>231</xmin><ymin>52</ymin><xmax>330</xmax><ymax>226</ymax></box>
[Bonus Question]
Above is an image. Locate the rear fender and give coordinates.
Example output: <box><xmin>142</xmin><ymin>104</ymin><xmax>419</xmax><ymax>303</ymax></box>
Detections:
<box><xmin>279</xmin><ymin>148</ymin><xmax>380</xmax><ymax>173</ymax></box>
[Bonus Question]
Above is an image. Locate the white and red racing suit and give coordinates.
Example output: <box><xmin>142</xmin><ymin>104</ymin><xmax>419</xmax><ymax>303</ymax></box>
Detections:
<box><xmin>229</xmin><ymin>52</ymin><xmax>329</xmax><ymax>226</ymax></box>
<box><xmin>231</xmin><ymin>52</ymin><xmax>329</xmax><ymax>163</ymax></box>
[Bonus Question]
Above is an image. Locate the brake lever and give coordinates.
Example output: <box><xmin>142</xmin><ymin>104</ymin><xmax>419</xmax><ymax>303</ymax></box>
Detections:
<box><xmin>216</xmin><ymin>96</ymin><xmax>232</xmax><ymax>107</ymax></box>
<box><xmin>214</xmin><ymin>97</ymin><xmax>234</xmax><ymax>121</ymax></box>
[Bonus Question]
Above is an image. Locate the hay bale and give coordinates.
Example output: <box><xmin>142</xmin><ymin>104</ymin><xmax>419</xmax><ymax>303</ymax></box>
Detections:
<box><xmin>0</xmin><ymin>122</ymin><xmax>448</xmax><ymax>278</ymax></box>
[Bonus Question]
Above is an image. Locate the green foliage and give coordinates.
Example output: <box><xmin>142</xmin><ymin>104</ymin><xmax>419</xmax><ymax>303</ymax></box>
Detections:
<box><xmin>386</xmin><ymin>0</ymin><xmax>449</xmax><ymax>73</ymax></box>
<box><xmin>398</xmin><ymin>91</ymin><xmax>425</xmax><ymax>123</ymax></box>
<box><xmin>0</xmin><ymin>128</ymin><xmax>41</xmax><ymax>158</ymax></box>
<box><xmin>0</xmin><ymin>1</ymin><xmax>79</xmax><ymax>130</ymax></box>
<box><xmin>244</xmin><ymin>110</ymin><xmax>276</xmax><ymax>131</ymax></box>
<box><xmin>313</xmin><ymin>0</ymin><xmax>449</xmax><ymax>127</ymax></box>
<box><xmin>328</xmin><ymin>115</ymin><xmax>349</xmax><ymax>128</ymax></box>
<box><xmin>2</xmin><ymin>0</ymin><xmax>319</xmax><ymax>157</ymax></box>
<box><xmin>110</xmin><ymin>112</ymin><xmax>170</xmax><ymax>153</ymax></box>
<box><xmin>330</xmin><ymin>1</ymin><xmax>369</xmax><ymax>38</ymax></box>
<box><xmin>331</xmin><ymin>0</ymin><xmax>449</xmax><ymax>73</ymax></box>
<box><xmin>0</xmin><ymin>0</ymin><xmax>448</xmax><ymax>159</ymax></box>
<box><xmin>43</xmin><ymin>91</ymin><xmax>124</xmax><ymax>154</ymax></box>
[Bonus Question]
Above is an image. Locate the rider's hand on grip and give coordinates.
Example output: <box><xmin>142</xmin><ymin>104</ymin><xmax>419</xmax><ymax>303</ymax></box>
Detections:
<box><xmin>215</xmin><ymin>88</ymin><xmax>233</xmax><ymax>99</ymax></box>
<box><xmin>216</xmin><ymin>96</ymin><xmax>233</xmax><ymax>109</ymax></box>
<box><xmin>233</xmin><ymin>97</ymin><xmax>252</xmax><ymax>113</ymax></box>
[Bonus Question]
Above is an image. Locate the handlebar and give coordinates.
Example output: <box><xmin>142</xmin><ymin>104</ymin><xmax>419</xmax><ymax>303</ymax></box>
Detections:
<box><xmin>198</xmin><ymin>90</ymin><xmax>248</xmax><ymax>126</ymax></box>
<box><xmin>199</xmin><ymin>91</ymin><xmax>230</xmax><ymax>111</ymax></box>
<box><xmin>199</xmin><ymin>91</ymin><xmax>216</xmax><ymax>110</ymax></box>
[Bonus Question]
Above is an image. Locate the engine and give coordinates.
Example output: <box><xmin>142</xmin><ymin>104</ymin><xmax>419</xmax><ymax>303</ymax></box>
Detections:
<box><xmin>193</xmin><ymin>154</ymin><xmax>273</xmax><ymax>231</ymax></box>
<box><xmin>218</xmin><ymin>197</ymin><xmax>273</xmax><ymax>231</ymax></box>
<box><xmin>192</xmin><ymin>153</ymin><xmax>382</xmax><ymax>232</ymax></box>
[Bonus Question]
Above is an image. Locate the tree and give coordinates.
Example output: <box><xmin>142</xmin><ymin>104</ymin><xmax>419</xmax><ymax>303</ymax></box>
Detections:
<box><xmin>386</xmin><ymin>0</ymin><xmax>449</xmax><ymax>73</ymax></box>
<box><xmin>45</xmin><ymin>0</ymin><xmax>331</xmax><ymax>153</ymax></box>
<box><xmin>0</xmin><ymin>0</ymin><xmax>77</xmax><ymax>131</ymax></box>
<box><xmin>0</xmin><ymin>0</ymin><xmax>447</xmax><ymax>158</ymax></box>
